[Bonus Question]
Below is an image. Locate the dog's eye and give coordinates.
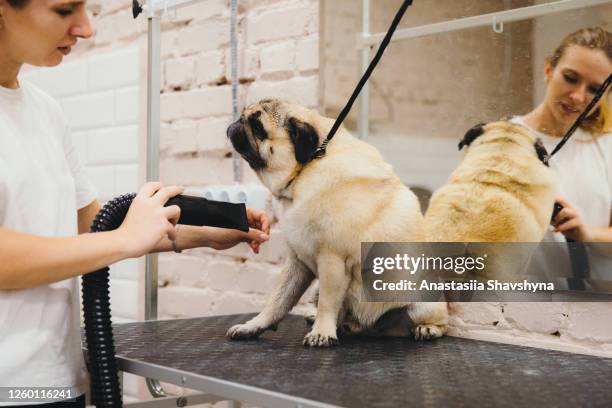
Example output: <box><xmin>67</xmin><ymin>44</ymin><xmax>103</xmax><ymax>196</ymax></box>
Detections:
<box><xmin>269</xmin><ymin>146</ymin><xmax>274</xmax><ymax>155</ymax></box>
<box><xmin>248</xmin><ymin>112</ymin><xmax>268</xmax><ymax>141</ymax></box>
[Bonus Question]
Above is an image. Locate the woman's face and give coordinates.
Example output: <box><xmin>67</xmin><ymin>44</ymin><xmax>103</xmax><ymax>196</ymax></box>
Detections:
<box><xmin>543</xmin><ymin>45</ymin><xmax>612</xmax><ymax>128</ymax></box>
<box><xmin>0</xmin><ymin>0</ymin><xmax>92</xmax><ymax>67</ymax></box>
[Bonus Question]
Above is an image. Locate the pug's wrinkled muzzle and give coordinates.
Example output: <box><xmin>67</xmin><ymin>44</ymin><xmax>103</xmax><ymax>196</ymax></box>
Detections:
<box><xmin>227</xmin><ymin>119</ymin><xmax>267</xmax><ymax>170</ymax></box>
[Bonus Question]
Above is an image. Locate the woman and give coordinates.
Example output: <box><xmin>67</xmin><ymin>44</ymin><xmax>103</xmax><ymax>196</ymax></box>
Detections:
<box><xmin>511</xmin><ymin>27</ymin><xmax>612</xmax><ymax>281</ymax></box>
<box><xmin>0</xmin><ymin>0</ymin><xmax>270</xmax><ymax>406</ymax></box>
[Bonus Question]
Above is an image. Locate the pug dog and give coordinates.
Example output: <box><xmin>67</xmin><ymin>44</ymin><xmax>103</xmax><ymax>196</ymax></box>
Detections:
<box><xmin>226</xmin><ymin>98</ymin><xmax>448</xmax><ymax>346</ymax></box>
<box><xmin>424</xmin><ymin>121</ymin><xmax>556</xmax><ymax>279</ymax></box>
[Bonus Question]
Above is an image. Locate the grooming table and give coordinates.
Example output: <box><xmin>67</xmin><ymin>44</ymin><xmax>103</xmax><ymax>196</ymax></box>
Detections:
<box><xmin>94</xmin><ymin>314</ymin><xmax>612</xmax><ymax>408</ymax></box>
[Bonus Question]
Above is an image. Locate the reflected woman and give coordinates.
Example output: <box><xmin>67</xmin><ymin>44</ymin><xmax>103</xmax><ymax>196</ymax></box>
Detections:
<box><xmin>511</xmin><ymin>27</ymin><xmax>612</xmax><ymax>282</ymax></box>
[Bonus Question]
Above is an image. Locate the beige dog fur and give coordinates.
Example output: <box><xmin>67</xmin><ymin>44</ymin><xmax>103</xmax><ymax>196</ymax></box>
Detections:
<box><xmin>425</xmin><ymin>121</ymin><xmax>556</xmax><ymax>279</ymax></box>
<box><xmin>226</xmin><ymin>99</ymin><xmax>448</xmax><ymax>346</ymax></box>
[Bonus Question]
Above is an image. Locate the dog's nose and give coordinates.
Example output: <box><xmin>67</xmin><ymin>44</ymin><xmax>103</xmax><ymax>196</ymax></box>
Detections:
<box><xmin>227</xmin><ymin>120</ymin><xmax>242</xmax><ymax>139</ymax></box>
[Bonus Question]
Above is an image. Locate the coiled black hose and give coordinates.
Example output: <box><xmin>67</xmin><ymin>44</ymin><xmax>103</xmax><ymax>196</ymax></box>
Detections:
<box><xmin>81</xmin><ymin>192</ymin><xmax>248</xmax><ymax>407</ymax></box>
<box><xmin>82</xmin><ymin>193</ymin><xmax>136</xmax><ymax>408</ymax></box>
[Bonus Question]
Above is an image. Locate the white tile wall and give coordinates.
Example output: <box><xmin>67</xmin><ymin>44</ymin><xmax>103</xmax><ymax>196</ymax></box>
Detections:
<box><xmin>21</xmin><ymin>46</ymin><xmax>141</xmax><ymax>322</ymax></box>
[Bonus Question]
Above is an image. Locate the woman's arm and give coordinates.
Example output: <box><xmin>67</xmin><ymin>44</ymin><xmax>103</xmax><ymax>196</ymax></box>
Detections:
<box><xmin>0</xmin><ymin>183</ymin><xmax>182</xmax><ymax>290</ymax></box>
<box><xmin>0</xmin><ymin>227</ymin><xmax>133</xmax><ymax>289</ymax></box>
<box><xmin>152</xmin><ymin>208</ymin><xmax>271</xmax><ymax>254</ymax></box>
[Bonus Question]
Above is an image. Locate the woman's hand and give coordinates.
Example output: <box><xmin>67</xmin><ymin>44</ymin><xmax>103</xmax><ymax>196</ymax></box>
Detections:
<box><xmin>205</xmin><ymin>208</ymin><xmax>270</xmax><ymax>253</ymax></box>
<box><xmin>552</xmin><ymin>197</ymin><xmax>593</xmax><ymax>242</ymax></box>
<box><xmin>118</xmin><ymin>182</ymin><xmax>184</xmax><ymax>257</ymax></box>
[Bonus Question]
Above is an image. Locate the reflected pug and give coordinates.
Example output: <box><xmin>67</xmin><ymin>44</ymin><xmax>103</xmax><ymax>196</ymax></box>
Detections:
<box><xmin>425</xmin><ymin>121</ymin><xmax>556</xmax><ymax>279</ymax></box>
<box><xmin>226</xmin><ymin>98</ymin><xmax>448</xmax><ymax>346</ymax></box>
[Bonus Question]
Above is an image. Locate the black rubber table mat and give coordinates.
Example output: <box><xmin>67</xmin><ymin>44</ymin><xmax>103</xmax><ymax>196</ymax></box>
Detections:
<box><xmin>105</xmin><ymin>314</ymin><xmax>612</xmax><ymax>407</ymax></box>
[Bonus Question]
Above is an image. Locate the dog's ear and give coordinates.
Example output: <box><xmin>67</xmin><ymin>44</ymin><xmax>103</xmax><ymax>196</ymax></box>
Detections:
<box><xmin>458</xmin><ymin>123</ymin><xmax>486</xmax><ymax>150</ymax></box>
<box><xmin>287</xmin><ymin>117</ymin><xmax>320</xmax><ymax>164</ymax></box>
<box><xmin>534</xmin><ymin>138</ymin><xmax>550</xmax><ymax>166</ymax></box>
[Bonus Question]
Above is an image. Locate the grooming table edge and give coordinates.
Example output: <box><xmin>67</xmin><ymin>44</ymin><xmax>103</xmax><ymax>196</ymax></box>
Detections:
<box><xmin>83</xmin><ymin>314</ymin><xmax>612</xmax><ymax>408</ymax></box>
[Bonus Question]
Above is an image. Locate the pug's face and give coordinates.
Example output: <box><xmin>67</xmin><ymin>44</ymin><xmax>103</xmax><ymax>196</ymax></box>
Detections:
<box><xmin>227</xmin><ymin>99</ymin><xmax>322</xmax><ymax>173</ymax></box>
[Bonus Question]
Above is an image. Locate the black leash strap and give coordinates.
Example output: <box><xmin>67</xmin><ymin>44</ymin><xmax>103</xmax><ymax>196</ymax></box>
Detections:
<box><xmin>549</xmin><ymin>72</ymin><xmax>612</xmax><ymax>157</ymax></box>
<box><xmin>312</xmin><ymin>0</ymin><xmax>414</xmax><ymax>160</ymax></box>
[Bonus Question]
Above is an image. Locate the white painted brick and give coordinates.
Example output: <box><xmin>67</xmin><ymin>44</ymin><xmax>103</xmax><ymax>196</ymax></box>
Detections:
<box><xmin>296</xmin><ymin>35</ymin><xmax>319</xmax><ymax>71</ymax></box>
<box><xmin>88</xmin><ymin>47</ymin><xmax>139</xmax><ymax>91</ymax></box>
<box><xmin>449</xmin><ymin>302</ymin><xmax>503</xmax><ymax>326</ymax></box>
<box><xmin>159</xmin><ymin>254</ymin><xmax>208</xmax><ymax>287</ymax></box>
<box><xmin>260</xmin><ymin>41</ymin><xmax>296</xmax><ymax>74</ymax></box>
<box><xmin>86</xmin><ymin>166</ymin><xmax>115</xmax><ymax>200</ymax></box>
<box><xmin>94</xmin><ymin>9</ymin><xmax>140</xmax><ymax>45</ymax></box>
<box><xmin>160</xmin><ymin>157</ymin><xmax>233</xmax><ymax>185</ymax></box>
<box><xmin>161</xmin><ymin>31</ymin><xmax>178</xmax><ymax>59</ymax></box>
<box><xmin>98</xmin><ymin>0</ymin><xmax>127</xmax><ymax>15</ymax></box>
<box><xmin>165</xmin><ymin>120</ymin><xmax>199</xmax><ymax>154</ymax></box>
<box><xmin>109</xmin><ymin>279</ymin><xmax>139</xmax><ymax>320</ymax></box>
<box><xmin>224</xmin><ymin>48</ymin><xmax>259</xmax><ymax>81</ymax></box>
<box><xmin>165</xmin><ymin>57</ymin><xmax>196</xmax><ymax>89</ymax></box>
<box><xmin>115</xmin><ymin>86</ymin><xmax>140</xmax><ymax>125</ymax></box>
<box><xmin>62</xmin><ymin>91</ymin><xmax>115</xmax><ymax>130</ymax></box>
<box><xmin>160</xmin><ymin>156</ymin><xmax>234</xmax><ymax>185</ymax></box>
<box><xmin>160</xmin><ymin>91</ymin><xmax>184</xmax><ymax>122</ymax></box>
<box><xmin>197</xmin><ymin>117</ymin><xmax>232</xmax><ymax>151</ymax></box>
<box><xmin>183</xmin><ymin>86</ymin><xmax>233</xmax><ymax>117</ymax></box>
<box><xmin>305</xmin><ymin>1</ymin><xmax>319</xmax><ymax>36</ymax></box>
<box><xmin>93</xmin><ymin>13</ymin><xmax>114</xmax><ymax>45</ymax></box>
<box><xmin>114</xmin><ymin>9</ymin><xmax>142</xmax><ymax>41</ymax></box>
<box><xmin>210</xmin><ymin>292</ymin><xmax>265</xmax><ymax>315</ymax></box>
<box><xmin>176</xmin><ymin>19</ymin><xmax>229</xmax><ymax>56</ymax></box>
<box><xmin>161</xmin><ymin>86</ymin><xmax>233</xmax><ymax>121</ymax></box>
<box><xmin>195</xmin><ymin>259</ymin><xmax>280</xmax><ymax>294</ymax></box>
<box><xmin>87</xmin><ymin>126</ymin><xmax>138</xmax><ymax>164</ymax></box>
<box><xmin>173</xmin><ymin>0</ymin><xmax>227</xmax><ymax>24</ymax></box>
<box><xmin>159</xmin><ymin>287</ymin><xmax>216</xmax><ymax>318</ymax></box>
<box><xmin>35</xmin><ymin>60</ymin><xmax>88</xmax><ymax>98</ymax></box>
<box><xmin>503</xmin><ymin>303</ymin><xmax>567</xmax><ymax>334</ymax></box>
<box><xmin>196</xmin><ymin>51</ymin><xmax>226</xmax><ymax>85</ymax></box>
<box><xmin>567</xmin><ymin>303</ymin><xmax>612</xmax><ymax>342</ymax></box>
<box><xmin>114</xmin><ymin>164</ymin><xmax>139</xmax><ymax>195</ymax></box>
<box><xmin>247</xmin><ymin>76</ymin><xmax>318</xmax><ymax>107</ymax></box>
<box><xmin>247</xmin><ymin>5</ymin><xmax>313</xmax><ymax>44</ymax></box>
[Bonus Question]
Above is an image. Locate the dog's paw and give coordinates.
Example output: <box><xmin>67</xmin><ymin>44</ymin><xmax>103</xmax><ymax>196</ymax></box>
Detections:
<box><xmin>412</xmin><ymin>324</ymin><xmax>446</xmax><ymax>341</ymax></box>
<box><xmin>226</xmin><ymin>322</ymin><xmax>267</xmax><ymax>340</ymax></box>
<box><xmin>303</xmin><ymin>330</ymin><xmax>338</xmax><ymax>347</ymax></box>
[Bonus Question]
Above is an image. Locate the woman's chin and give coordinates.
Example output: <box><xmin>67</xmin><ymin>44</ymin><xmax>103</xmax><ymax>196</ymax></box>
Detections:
<box><xmin>40</xmin><ymin>52</ymin><xmax>64</xmax><ymax>67</ymax></box>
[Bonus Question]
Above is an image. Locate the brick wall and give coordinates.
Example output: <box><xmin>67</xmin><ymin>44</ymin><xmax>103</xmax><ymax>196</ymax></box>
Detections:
<box><xmin>154</xmin><ymin>0</ymin><xmax>319</xmax><ymax>324</ymax></box>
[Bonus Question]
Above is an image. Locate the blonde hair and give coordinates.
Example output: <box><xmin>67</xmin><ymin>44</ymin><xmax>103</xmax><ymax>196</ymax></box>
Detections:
<box><xmin>547</xmin><ymin>27</ymin><xmax>612</xmax><ymax>136</ymax></box>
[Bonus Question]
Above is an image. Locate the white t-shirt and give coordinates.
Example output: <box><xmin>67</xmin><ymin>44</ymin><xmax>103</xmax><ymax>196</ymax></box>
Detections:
<box><xmin>0</xmin><ymin>80</ymin><xmax>96</xmax><ymax>400</ymax></box>
<box><xmin>511</xmin><ymin>116</ymin><xmax>612</xmax><ymax>281</ymax></box>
